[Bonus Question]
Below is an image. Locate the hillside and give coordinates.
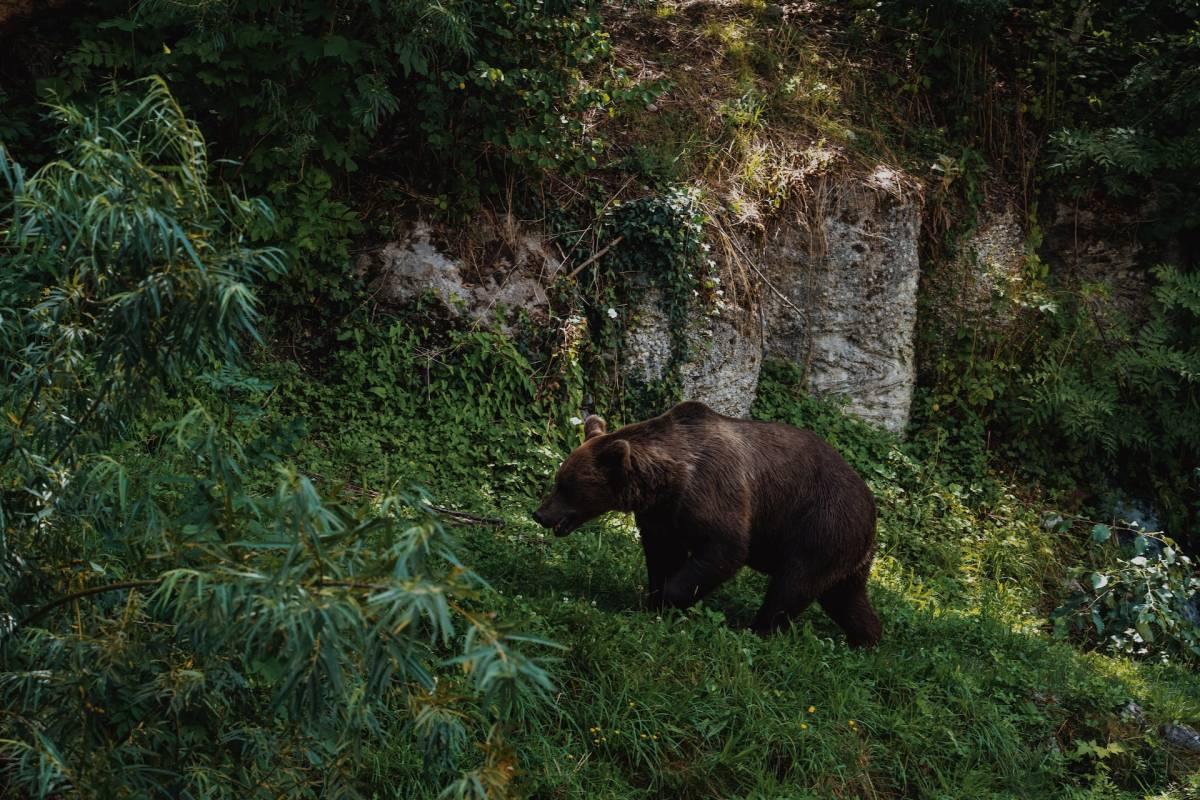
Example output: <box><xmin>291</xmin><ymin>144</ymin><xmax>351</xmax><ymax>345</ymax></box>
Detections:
<box><xmin>1</xmin><ymin>1</ymin><xmax>1199</xmax><ymax>798</ymax></box>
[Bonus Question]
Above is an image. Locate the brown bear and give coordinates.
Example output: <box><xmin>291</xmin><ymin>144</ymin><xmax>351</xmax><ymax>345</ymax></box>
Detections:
<box><xmin>532</xmin><ymin>401</ymin><xmax>881</xmax><ymax>646</ymax></box>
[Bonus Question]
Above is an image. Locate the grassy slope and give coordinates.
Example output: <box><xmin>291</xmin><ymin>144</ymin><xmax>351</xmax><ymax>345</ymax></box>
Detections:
<box><xmin>259</xmin><ymin>336</ymin><xmax>1199</xmax><ymax>799</ymax></box>
<box><xmin>259</xmin><ymin>4</ymin><xmax>1200</xmax><ymax>796</ymax></box>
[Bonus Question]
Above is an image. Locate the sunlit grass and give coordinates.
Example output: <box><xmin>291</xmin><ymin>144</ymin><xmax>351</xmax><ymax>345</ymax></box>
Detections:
<box><xmin>265</xmin><ymin>333</ymin><xmax>1200</xmax><ymax>798</ymax></box>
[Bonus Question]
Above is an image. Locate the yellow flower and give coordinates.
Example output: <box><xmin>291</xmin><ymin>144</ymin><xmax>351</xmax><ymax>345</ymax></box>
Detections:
<box><xmin>800</xmin><ymin>723</ymin><xmax>808</xmax><ymax>730</ymax></box>
<box><xmin>640</xmin><ymin>733</ymin><xmax>648</xmax><ymax>739</ymax></box>
<box><xmin>807</xmin><ymin>706</ymin><xmax>816</xmax><ymax>714</ymax></box>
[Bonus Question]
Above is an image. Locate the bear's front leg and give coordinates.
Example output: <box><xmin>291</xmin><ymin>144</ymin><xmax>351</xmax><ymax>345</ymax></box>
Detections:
<box><xmin>641</xmin><ymin>533</ymin><xmax>688</xmax><ymax>609</ymax></box>
<box><xmin>660</xmin><ymin>539</ymin><xmax>745</xmax><ymax>610</ymax></box>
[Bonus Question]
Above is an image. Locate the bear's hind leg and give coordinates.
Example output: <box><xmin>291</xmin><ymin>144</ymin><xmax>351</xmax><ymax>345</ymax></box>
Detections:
<box><xmin>817</xmin><ymin>570</ymin><xmax>881</xmax><ymax>648</ymax></box>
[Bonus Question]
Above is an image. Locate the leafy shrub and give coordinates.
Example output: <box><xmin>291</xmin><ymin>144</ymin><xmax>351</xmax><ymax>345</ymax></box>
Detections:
<box><xmin>993</xmin><ymin>266</ymin><xmax>1200</xmax><ymax>546</ymax></box>
<box><xmin>288</xmin><ymin>315</ymin><xmax>586</xmax><ymax>500</ymax></box>
<box><xmin>752</xmin><ymin>360</ymin><xmax>896</xmax><ymax>473</ymax></box>
<box><xmin>5</xmin><ymin>0</ymin><xmax>625</xmax><ymax>311</ymax></box>
<box><xmin>1053</xmin><ymin>524</ymin><xmax>1200</xmax><ymax>664</ymax></box>
<box><xmin>0</xmin><ymin>81</ymin><xmax>556</xmax><ymax>798</ymax></box>
<box><xmin>0</xmin><ymin>77</ymin><xmax>282</xmax><ymax>540</ymax></box>
<box><xmin>853</xmin><ymin>1</ymin><xmax>1200</xmax><ymax>544</ymax></box>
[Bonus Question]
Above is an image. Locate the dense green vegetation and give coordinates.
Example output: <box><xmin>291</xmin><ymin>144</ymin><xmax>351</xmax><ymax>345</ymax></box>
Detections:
<box><xmin>1</xmin><ymin>0</ymin><xmax>1198</xmax><ymax>797</ymax></box>
<box><xmin>859</xmin><ymin>0</ymin><xmax>1200</xmax><ymax>544</ymax></box>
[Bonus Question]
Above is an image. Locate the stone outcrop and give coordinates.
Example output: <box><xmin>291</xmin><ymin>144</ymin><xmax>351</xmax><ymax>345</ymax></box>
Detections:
<box><xmin>357</xmin><ymin>220</ymin><xmax>559</xmax><ymax>329</ymax></box>
<box><xmin>1043</xmin><ymin>202</ymin><xmax>1145</xmax><ymax>319</ymax></box>
<box><xmin>0</xmin><ymin>0</ymin><xmax>70</xmax><ymax>28</ymax></box>
<box><xmin>958</xmin><ymin>203</ymin><xmax>1026</xmax><ymax>311</ymax></box>
<box><xmin>621</xmin><ymin>167</ymin><xmax>921</xmax><ymax>429</ymax></box>
<box><xmin>366</xmin><ymin>168</ymin><xmax>923</xmax><ymax>432</ymax></box>
<box><xmin>759</xmin><ymin>167</ymin><xmax>921</xmax><ymax>432</ymax></box>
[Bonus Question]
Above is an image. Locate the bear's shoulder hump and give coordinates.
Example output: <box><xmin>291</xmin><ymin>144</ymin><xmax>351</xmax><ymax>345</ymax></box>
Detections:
<box><xmin>667</xmin><ymin>400</ymin><xmax>716</xmax><ymax>422</ymax></box>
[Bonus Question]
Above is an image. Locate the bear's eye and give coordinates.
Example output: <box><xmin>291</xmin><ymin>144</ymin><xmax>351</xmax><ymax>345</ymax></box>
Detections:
<box><xmin>555</xmin><ymin>480</ymin><xmax>574</xmax><ymax>501</ymax></box>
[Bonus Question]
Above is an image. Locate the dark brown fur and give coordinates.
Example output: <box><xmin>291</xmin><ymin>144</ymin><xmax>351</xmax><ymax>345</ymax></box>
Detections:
<box><xmin>533</xmin><ymin>401</ymin><xmax>881</xmax><ymax>646</ymax></box>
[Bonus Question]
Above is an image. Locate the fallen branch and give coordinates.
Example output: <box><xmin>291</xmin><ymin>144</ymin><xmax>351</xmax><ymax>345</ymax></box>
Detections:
<box><xmin>423</xmin><ymin>503</ymin><xmax>505</xmax><ymax>528</ymax></box>
<box><xmin>305</xmin><ymin>474</ymin><xmax>504</xmax><ymax>527</ymax></box>
<box><xmin>21</xmin><ymin>579</ymin><xmax>162</xmax><ymax>627</ymax></box>
<box><xmin>562</xmin><ymin>235</ymin><xmax>623</xmax><ymax>281</ymax></box>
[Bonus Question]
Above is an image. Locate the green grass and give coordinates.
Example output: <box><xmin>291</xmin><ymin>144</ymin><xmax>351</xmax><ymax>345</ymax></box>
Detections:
<box><xmin>256</xmin><ymin>331</ymin><xmax>1200</xmax><ymax>799</ymax></box>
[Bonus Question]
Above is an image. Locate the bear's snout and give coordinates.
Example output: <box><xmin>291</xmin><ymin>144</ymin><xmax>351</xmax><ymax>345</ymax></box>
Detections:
<box><xmin>533</xmin><ymin>499</ymin><xmax>579</xmax><ymax>537</ymax></box>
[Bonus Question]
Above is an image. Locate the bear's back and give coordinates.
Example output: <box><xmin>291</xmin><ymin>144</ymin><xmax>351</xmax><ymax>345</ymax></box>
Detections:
<box><xmin>662</xmin><ymin>401</ymin><xmax>875</xmax><ymax>540</ymax></box>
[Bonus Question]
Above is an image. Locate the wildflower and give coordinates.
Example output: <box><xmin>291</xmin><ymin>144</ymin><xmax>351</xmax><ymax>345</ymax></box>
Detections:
<box><xmin>569</xmin><ymin>416</ymin><xmax>583</xmax><ymax>426</ymax></box>
<box><xmin>800</xmin><ymin>723</ymin><xmax>808</xmax><ymax>730</ymax></box>
<box><xmin>640</xmin><ymin>733</ymin><xmax>648</xmax><ymax>739</ymax></box>
<box><xmin>808</xmin><ymin>706</ymin><xmax>816</xmax><ymax>714</ymax></box>
<box><xmin>607</xmin><ymin>307</ymin><xmax>618</xmax><ymax>319</ymax></box>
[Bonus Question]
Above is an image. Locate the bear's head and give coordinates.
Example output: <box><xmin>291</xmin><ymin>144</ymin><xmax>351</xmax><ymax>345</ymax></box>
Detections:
<box><xmin>532</xmin><ymin>414</ymin><xmax>635</xmax><ymax>537</ymax></box>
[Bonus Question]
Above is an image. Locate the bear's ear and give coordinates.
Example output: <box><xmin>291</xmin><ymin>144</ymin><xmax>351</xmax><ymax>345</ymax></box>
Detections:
<box><xmin>595</xmin><ymin>437</ymin><xmax>632</xmax><ymax>482</ymax></box>
<box><xmin>583</xmin><ymin>414</ymin><xmax>607</xmax><ymax>440</ymax></box>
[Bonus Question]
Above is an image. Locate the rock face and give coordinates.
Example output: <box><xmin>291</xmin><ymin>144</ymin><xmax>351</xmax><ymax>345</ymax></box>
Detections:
<box><xmin>367</xmin><ymin>169</ymin><xmax>923</xmax><ymax>431</ymax></box>
<box><xmin>757</xmin><ymin>168</ymin><xmax>922</xmax><ymax>431</ymax></box>
<box><xmin>1160</xmin><ymin>723</ymin><xmax>1200</xmax><ymax>753</ymax></box>
<box><xmin>623</xmin><ymin>289</ymin><xmax>762</xmax><ymax>418</ymax></box>
<box><xmin>620</xmin><ymin>168</ymin><xmax>921</xmax><ymax>429</ymax></box>
<box><xmin>958</xmin><ymin>204</ymin><xmax>1026</xmax><ymax>310</ymax></box>
<box><xmin>358</xmin><ymin>220</ymin><xmax>559</xmax><ymax>328</ymax></box>
<box><xmin>0</xmin><ymin>0</ymin><xmax>39</xmax><ymax>25</ymax></box>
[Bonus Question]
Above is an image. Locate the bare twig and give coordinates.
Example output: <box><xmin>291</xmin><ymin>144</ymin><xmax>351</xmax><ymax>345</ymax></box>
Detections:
<box><xmin>562</xmin><ymin>235</ymin><xmax>624</xmax><ymax>281</ymax></box>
